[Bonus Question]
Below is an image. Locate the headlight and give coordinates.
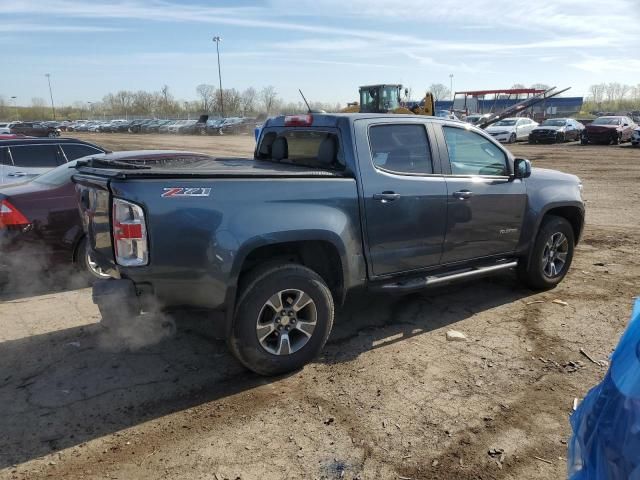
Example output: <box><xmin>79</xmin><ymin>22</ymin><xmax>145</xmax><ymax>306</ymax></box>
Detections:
<box><xmin>578</xmin><ymin>182</ymin><xmax>584</xmax><ymax>198</ymax></box>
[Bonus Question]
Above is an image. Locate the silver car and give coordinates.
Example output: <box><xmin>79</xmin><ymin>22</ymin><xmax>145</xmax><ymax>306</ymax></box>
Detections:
<box><xmin>0</xmin><ymin>139</ymin><xmax>107</xmax><ymax>185</ymax></box>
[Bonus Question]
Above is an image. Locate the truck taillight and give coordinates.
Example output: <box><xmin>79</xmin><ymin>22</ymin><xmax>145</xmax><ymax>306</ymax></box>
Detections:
<box><xmin>0</xmin><ymin>199</ymin><xmax>29</xmax><ymax>228</ymax></box>
<box><xmin>284</xmin><ymin>114</ymin><xmax>313</xmax><ymax>127</ymax></box>
<box><xmin>112</xmin><ymin>198</ymin><xmax>148</xmax><ymax>266</ymax></box>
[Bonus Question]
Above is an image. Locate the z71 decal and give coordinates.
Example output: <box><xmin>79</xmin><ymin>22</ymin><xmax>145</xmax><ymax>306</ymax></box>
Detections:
<box><xmin>161</xmin><ymin>187</ymin><xmax>212</xmax><ymax>198</ymax></box>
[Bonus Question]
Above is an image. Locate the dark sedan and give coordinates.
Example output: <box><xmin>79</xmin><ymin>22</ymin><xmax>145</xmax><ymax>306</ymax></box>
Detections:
<box><xmin>581</xmin><ymin>116</ymin><xmax>636</xmax><ymax>145</ymax></box>
<box><xmin>0</xmin><ymin>155</ymin><xmax>109</xmax><ymax>282</ymax></box>
<box><xmin>0</xmin><ymin>150</ymin><xmax>201</xmax><ymax>282</ymax></box>
<box><xmin>10</xmin><ymin>122</ymin><xmax>61</xmax><ymax>138</ymax></box>
<box><xmin>529</xmin><ymin>118</ymin><xmax>584</xmax><ymax>143</ymax></box>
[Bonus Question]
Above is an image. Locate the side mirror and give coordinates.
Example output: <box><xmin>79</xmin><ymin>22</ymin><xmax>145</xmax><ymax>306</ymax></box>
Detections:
<box><xmin>514</xmin><ymin>158</ymin><xmax>531</xmax><ymax>179</ymax></box>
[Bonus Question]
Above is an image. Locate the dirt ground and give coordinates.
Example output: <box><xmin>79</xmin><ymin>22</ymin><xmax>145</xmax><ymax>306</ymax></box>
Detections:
<box><xmin>1</xmin><ymin>132</ymin><xmax>638</xmax><ymax>480</ymax></box>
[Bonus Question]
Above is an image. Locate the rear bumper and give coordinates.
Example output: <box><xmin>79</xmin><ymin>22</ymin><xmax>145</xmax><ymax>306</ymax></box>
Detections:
<box><xmin>585</xmin><ymin>131</ymin><xmax>616</xmax><ymax>143</ymax></box>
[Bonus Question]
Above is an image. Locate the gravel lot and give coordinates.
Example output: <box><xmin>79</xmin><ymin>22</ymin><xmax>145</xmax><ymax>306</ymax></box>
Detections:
<box><xmin>1</xmin><ymin>133</ymin><xmax>638</xmax><ymax>480</ymax></box>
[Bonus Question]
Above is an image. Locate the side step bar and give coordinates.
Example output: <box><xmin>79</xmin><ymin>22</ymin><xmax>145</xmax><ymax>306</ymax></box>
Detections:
<box><xmin>373</xmin><ymin>261</ymin><xmax>519</xmax><ymax>293</ymax></box>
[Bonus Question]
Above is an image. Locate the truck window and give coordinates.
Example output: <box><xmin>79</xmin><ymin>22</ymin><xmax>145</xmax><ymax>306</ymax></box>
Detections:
<box><xmin>368</xmin><ymin>124</ymin><xmax>433</xmax><ymax>175</ymax></box>
<box><xmin>258</xmin><ymin>130</ymin><xmax>341</xmax><ymax>169</ymax></box>
<box><xmin>442</xmin><ymin>127</ymin><xmax>508</xmax><ymax>176</ymax></box>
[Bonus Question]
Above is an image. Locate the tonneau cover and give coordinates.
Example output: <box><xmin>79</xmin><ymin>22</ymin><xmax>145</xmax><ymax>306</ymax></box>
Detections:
<box><xmin>75</xmin><ymin>156</ymin><xmax>348</xmax><ymax>179</ymax></box>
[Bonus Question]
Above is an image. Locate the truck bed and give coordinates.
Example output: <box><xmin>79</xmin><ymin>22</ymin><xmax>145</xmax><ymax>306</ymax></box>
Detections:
<box><xmin>75</xmin><ymin>156</ymin><xmax>349</xmax><ymax>179</ymax></box>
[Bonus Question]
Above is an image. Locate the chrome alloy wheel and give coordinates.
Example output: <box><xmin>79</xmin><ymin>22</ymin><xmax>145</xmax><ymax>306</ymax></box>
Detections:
<box><xmin>86</xmin><ymin>250</ymin><xmax>110</xmax><ymax>279</ymax></box>
<box><xmin>542</xmin><ymin>232</ymin><xmax>569</xmax><ymax>278</ymax></box>
<box><xmin>255</xmin><ymin>289</ymin><xmax>317</xmax><ymax>355</ymax></box>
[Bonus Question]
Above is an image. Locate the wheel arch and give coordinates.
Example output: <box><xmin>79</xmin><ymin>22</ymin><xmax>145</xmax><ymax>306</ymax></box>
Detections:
<box><xmin>223</xmin><ymin>233</ymin><xmax>349</xmax><ymax>334</ymax></box>
<box><xmin>522</xmin><ymin>203</ymin><xmax>584</xmax><ymax>270</ymax></box>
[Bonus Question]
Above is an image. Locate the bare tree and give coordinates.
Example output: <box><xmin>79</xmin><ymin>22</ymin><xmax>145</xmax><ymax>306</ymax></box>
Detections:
<box><xmin>510</xmin><ymin>84</ymin><xmax>526</xmax><ymax>99</ymax></box>
<box><xmin>428</xmin><ymin>83</ymin><xmax>450</xmax><ymax>102</ymax></box>
<box><xmin>589</xmin><ymin>83</ymin><xmax>606</xmax><ymax>106</ymax></box>
<box><xmin>260</xmin><ymin>86</ymin><xmax>278</xmax><ymax>115</ymax></box>
<box><xmin>241</xmin><ymin>87</ymin><xmax>257</xmax><ymax>115</ymax></box>
<box><xmin>530</xmin><ymin>83</ymin><xmax>551</xmax><ymax>94</ymax></box>
<box><xmin>196</xmin><ymin>84</ymin><xmax>216</xmax><ymax>113</ymax></box>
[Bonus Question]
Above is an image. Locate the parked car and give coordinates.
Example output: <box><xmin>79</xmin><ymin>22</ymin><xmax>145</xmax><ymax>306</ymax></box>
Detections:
<box><xmin>159</xmin><ymin>120</ymin><xmax>180</xmax><ymax>134</ymax></box>
<box><xmin>176</xmin><ymin>119</ymin><xmax>198</xmax><ymax>134</ymax></box>
<box><xmin>436</xmin><ymin>110</ymin><xmax>460</xmax><ymax>121</ymax></box>
<box><xmin>632</xmin><ymin>127</ymin><xmax>640</xmax><ymax>147</ymax></box>
<box><xmin>485</xmin><ymin>117</ymin><xmax>538</xmax><ymax>143</ymax></box>
<box><xmin>128</xmin><ymin>119</ymin><xmax>152</xmax><ymax>133</ymax></box>
<box><xmin>528</xmin><ymin>118</ymin><xmax>584</xmax><ymax>143</ymax></box>
<box><xmin>464</xmin><ymin>114</ymin><xmax>492</xmax><ymax>125</ymax></box>
<box><xmin>167</xmin><ymin>120</ymin><xmax>191</xmax><ymax>134</ymax></box>
<box><xmin>202</xmin><ymin>118</ymin><xmax>224</xmax><ymax>135</ymax></box>
<box><xmin>581</xmin><ymin>116</ymin><xmax>637</xmax><ymax>145</ymax></box>
<box><xmin>0</xmin><ymin>138</ymin><xmax>107</xmax><ymax>185</ymax></box>
<box><xmin>76</xmin><ymin>113</ymin><xmax>584</xmax><ymax>375</ymax></box>
<box><xmin>219</xmin><ymin>118</ymin><xmax>258</xmax><ymax>135</ymax></box>
<box><xmin>0</xmin><ymin>123</ymin><xmax>11</xmax><ymax>134</ymax></box>
<box><xmin>10</xmin><ymin>122</ymin><xmax>61</xmax><ymax>138</ymax></box>
<box><xmin>0</xmin><ymin>150</ymin><xmax>167</xmax><ymax>283</ymax></box>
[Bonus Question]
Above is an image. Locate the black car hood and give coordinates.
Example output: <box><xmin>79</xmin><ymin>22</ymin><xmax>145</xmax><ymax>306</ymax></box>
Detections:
<box><xmin>532</xmin><ymin>125</ymin><xmax>564</xmax><ymax>132</ymax></box>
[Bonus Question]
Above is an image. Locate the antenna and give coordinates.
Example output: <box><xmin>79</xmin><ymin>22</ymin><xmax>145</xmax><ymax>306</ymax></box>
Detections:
<box><xmin>299</xmin><ymin>89</ymin><xmax>312</xmax><ymax>113</ymax></box>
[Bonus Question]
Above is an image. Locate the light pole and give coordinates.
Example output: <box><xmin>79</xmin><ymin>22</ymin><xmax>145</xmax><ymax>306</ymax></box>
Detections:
<box><xmin>45</xmin><ymin>73</ymin><xmax>56</xmax><ymax>120</ymax></box>
<box><xmin>212</xmin><ymin>36</ymin><xmax>224</xmax><ymax>117</ymax></box>
<box><xmin>184</xmin><ymin>101</ymin><xmax>190</xmax><ymax>120</ymax></box>
<box><xmin>10</xmin><ymin>96</ymin><xmax>17</xmax><ymax>120</ymax></box>
<box><xmin>449</xmin><ymin>73</ymin><xmax>454</xmax><ymax>101</ymax></box>
<box><xmin>87</xmin><ymin>101</ymin><xmax>93</xmax><ymax>120</ymax></box>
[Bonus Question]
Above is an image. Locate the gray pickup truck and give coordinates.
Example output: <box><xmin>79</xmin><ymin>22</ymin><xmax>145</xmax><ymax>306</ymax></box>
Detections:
<box><xmin>74</xmin><ymin>113</ymin><xmax>584</xmax><ymax>375</ymax></box>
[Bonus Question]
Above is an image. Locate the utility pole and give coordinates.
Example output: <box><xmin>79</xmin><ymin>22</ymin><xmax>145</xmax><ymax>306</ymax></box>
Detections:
<box><xmin>449</xmin><ymin>73</ymin><xmax>454</xmax><ymax>102</ymax></box>
<box><xmin>45</xmin><ymin>73</ymin><xmax>56</xmax><ymax>120</ymax></box>
<box><xmin>10</xmin><ymin>96</ymin><xmax>17</xmax><ymax>120</ymax></box>
<box><xmin>87</xmin><ymin>101</ymin><xmax>92</xmax><ymax>120</ymax></box>
<box><xmin>212</xmin><ymin>36</ymin><xmax>224</xmax><ymax>117</ymax></box>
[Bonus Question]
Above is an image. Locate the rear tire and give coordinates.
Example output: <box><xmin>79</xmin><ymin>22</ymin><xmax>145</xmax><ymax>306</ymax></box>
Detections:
<box><xmin>518</xmin><ymin>215</ymin><xmax>575</xmax><ymax>290</ymax></box>
<box><xmin>229</xmin><ymin>264</ymin><xmax>334</xmax><ymax>376</ymax></box>
<box><xmin>78</xmin><ymin>237</ymin><xmax>111</xmax><ymax>282</ymax></box>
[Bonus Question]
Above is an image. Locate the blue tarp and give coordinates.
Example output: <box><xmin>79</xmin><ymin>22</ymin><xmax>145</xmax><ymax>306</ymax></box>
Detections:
<box><xmin>568</xmin><ymin>298</ymin><xmax>640</xmax><ymax>479</ymax></box>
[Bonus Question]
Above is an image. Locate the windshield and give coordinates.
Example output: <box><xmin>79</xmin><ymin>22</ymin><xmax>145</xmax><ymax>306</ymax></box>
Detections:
<box><xmin>493</xmin><ymin>120</ymin><xmax>517</xmax><ymax>126</ymax></box>
<box><xmin>32</xmin><ymin>154</ymin><xmax>105</xmax><ymax>186</ymax></box>
<box><xmin>541</xmin><ymin>119</ymin><xmax>567</xmax><ymax>126</ymax></box>
<box><xmin>359</xmin><ymin>86</ymin><xmax>400</xmax><ymax>113</ymax></box>
<box><xmin>592</xmin><ymin>117</ymin><xmax>620</xmax><ymax>125</ymax></box>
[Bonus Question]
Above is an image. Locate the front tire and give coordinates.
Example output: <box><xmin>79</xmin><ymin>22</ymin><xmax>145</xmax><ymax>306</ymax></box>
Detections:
<box><xmin>509</xmin><ymin>133</ymin><xmax>517</xmax><ymax>144</ymax></box>
<box><xmin>518</xmin><ymin>215</ymin><xmax>575</xmax><ymax>290</ymax></box>
<box><xmin>229</xmin><ymin>264</ymin><xmax>334</xmax><ymax>376</ymax></box>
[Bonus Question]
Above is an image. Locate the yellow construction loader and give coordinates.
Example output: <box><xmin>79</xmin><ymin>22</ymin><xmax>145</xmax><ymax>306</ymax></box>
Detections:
<box><xmin>341</xmin><ymin>84</ymin><xmax>435</xmax><ymax>116</ymax></box>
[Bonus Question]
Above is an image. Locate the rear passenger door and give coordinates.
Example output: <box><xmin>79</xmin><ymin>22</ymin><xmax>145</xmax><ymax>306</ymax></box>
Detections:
<box><xmin>354</xmin><ymin>119</ymin><xmax>448</xmax><ymax>277</ymax></box>
<box><xmin>6</xmin><ymin>144</ymin><xmax>63</xmax><ymax>181</ymax></box>
<box><xmin>435</xmin><ymin>125</ymin><xmax>527</xmax><ymax>264</ymax></box>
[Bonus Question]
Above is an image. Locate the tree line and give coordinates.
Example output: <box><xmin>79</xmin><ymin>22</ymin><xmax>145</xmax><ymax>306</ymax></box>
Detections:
<box><xmin>0</xmin><ymin>85</ymin><xmax>342</xmax><ymax>121</ymax></box>
<box><xmin>3</xmin><ymin>81</ymin><xmax>640</xmax><ymax>122</ymax></box>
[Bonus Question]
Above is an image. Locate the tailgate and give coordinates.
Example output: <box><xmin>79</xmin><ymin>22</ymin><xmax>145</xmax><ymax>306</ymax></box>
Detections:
<box><xmin>73</xmin><ymin>173</ymin><xmax>117</xmax><ymax>274</ymax></box>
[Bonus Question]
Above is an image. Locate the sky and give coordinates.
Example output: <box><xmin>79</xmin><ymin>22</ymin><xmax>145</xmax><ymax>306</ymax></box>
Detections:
<box><xmin>2</xmin><ymin>0</ymin><xmax>640</xmax><ymax>106</ymax></box>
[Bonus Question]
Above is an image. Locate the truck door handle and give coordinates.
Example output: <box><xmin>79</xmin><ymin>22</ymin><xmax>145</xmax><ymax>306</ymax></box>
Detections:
<box><xmin>8</xmin><ymin>172</ymin><xmax>27</xmax><ymax>177</ymax></box>
<box><xmin>453</xmin><ymin>190</ymin><xmax>473</xmax><ymax>200</ymax></box>
<box><xmin>373</xmin><ymin>191</ymin><xmax>401</xmax><ymax>202</ymax></box>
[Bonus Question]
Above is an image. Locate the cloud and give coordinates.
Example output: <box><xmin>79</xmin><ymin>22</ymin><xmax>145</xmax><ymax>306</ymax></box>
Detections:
<box><xmin>570</xmin><ymin>57</ymin><xmax>640</xmax><ymax>73</ymax></box>
<box><xmin>0</xmin><ymin>23</ymin><xmax>124</xmax><ymax>33</ymax></box>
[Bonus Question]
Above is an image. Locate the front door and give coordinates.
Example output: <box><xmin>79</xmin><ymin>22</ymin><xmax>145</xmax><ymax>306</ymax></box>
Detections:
<box><xmin>354</xmin><ymin>120</ymin><xmax>448</xmax><ymax>277</ymax></box>
<box><xmin>437</xmin><ymin>125</ymin><xmax>527</xmax><ymax>264</ymax></box>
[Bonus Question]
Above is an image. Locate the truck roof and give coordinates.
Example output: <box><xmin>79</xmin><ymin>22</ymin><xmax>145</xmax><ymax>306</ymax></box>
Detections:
<box><xmin>264</xmin><ymin>113</ymin><xmax>452</xmax><ymax>128</ymax></box>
